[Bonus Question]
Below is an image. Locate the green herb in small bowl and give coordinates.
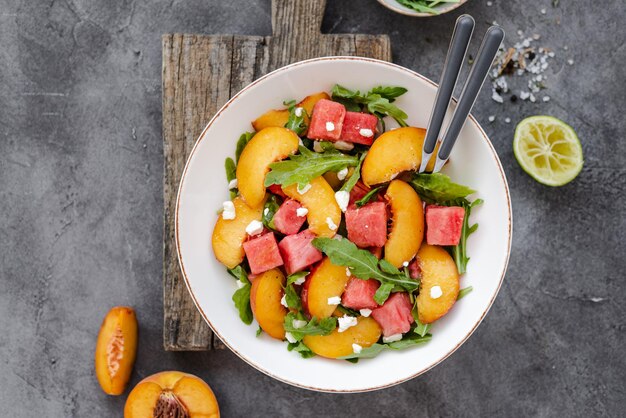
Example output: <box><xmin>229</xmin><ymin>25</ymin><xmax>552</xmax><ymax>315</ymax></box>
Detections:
<box><xmin>378</xmin><ymin>0</ymin><xmax>467</xmax><ymax>17</ymax></box>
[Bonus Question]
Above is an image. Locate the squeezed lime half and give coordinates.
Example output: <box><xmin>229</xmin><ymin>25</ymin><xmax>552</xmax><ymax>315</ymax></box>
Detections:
<box><xmin>513</xmin><ymin>115</ymin><xmax>584</xmax><ymax>186</ymax></box>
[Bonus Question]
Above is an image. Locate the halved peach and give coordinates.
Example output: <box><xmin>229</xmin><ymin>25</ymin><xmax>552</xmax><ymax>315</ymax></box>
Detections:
<box><xmin>124</xmin><ymin>371</ymin><xmax>219</xmax><ymax>418</ymax></box>
<box><xmin>236</xmin><ymin>127</ymin><xmax>299</xmax><ymax>207</ymax></box>
<box><xmin>282</xmin><ymin>176</ymin><xmax>341</xmax><ymax>238</ymax></box>
<box><xmin>303</xmin><ymin>257</ymin><xmax>351</xmax><ymax>319</ymax></box>
<box><xmin>416</xmin><ymin>244</ymin><xmax>460</xmax><ymax>324</ymax></box>
<box><xmin>211</xmin><ymin>196</ymin><xmax>265</xmax><ymax>269</ymax></box>
<box><xmin>250</xmin><ymin>268</ymin><xmax>287</xmax><ymax>340</ymax></box>
<box><xmin>384</xmin><ymin>180</ymin><xmax>424</xmax><ymax>268</ymax></box>
<box><xmin>251</xmin><ymin>92</ymin><xmax>330</xmax><ymax>132</ymax></box>
<box><xmin>361</xmin><ymin>127</ymin><xmax>437</xmax><ymax>186</ymax></box>
<box><xmin>303</xmin><ymin>317</ymin><xmax>382</xmax><ymax>358</ymax></box>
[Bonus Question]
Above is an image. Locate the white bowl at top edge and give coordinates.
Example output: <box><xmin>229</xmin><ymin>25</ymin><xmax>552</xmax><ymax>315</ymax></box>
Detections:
<box><xmin>377</xmin><ymin>0</ymin><xmax>469</xmax><ymax>17</ymax></box>
<box><xmin>176</xmin><ymin>56</ymin><xmax>512</xmax><ymax>392</ymax></box>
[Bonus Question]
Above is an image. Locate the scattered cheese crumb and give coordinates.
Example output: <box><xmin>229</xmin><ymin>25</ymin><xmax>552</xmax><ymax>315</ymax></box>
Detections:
<box><xmin>222</xmin><ymin>201</ymin><xmax>236</xmax><ymax>220</ymax></box>
<box><xmin>228</xmin><ymin>179</ymin><xmax>238</xmax><ymax>189</ymax></box>
<box><xmin>326</xmin><ymin>121</ymin><xmax>335</xmax><ymax>132</ymax></box>
<box><xmin>313</xmin><ymin>141</ymin><xmax>324</xmax><ymax>153</ymax></box>
<box><xmin>263</xmin><ymin>207</ymin><xmax>269</xmax><ymax>216</ymax></box>
<box><xmin>335</xmin><ymin>190</ymin><xmax>350</xmax><ymax>212</ymax></box>
<box><xmin>326</xmin><ymin>217</ymin><xmax>338</xmax><ymax>231</ymax></box>
<box><xmin>297</xmin><ymin>183</ymin><xmax>312</xmax><ymax>194</ymax></box>
<box><xmin>334</xmin><ymin>140</ymin><xmax>354</xmax><ymax>151</ymax></box>
<box><xmin>488</xmin><ymin>115</ymin><xmax>496</xmax><ymax>123</ymax></box>
<box><xmin>236</xmin><ymin>280</ymin><xmax>246</xmax><ymax>289</ymax></box>
<box><xmin>298</xmin><ymin>138</ymin><xmax>304</xmax><ymax>146</ymax></box>
<box><xmin>292</xmin><ymin>319</ymin><xmax>307</xmax><ymax>329</ymax></box>
<box><xmin>337</xmin><ymin>167</ymin><xmax>349</xmax><ymax>180</ymax></box>
<box><xmin>382</xmin><ymin>334</ymin><xmax>403</xmax><ymax>343</ymax></box>
<box><xmin>285</xmin><ymin>332</ymin><xmax>297</xmax><ymax>343</ymax></box>
<box><xmin>402</xmin><ymin>261</ymin><xmax>409</xmax><ymax>268</ymax></box>
<box><xmin>327</xmin><ymin>296</ymin><xmax>341</xmax><ymax>305</ymax></box>
<box><xmin>296</xmin><ymin>207</ymin><xmax>308</xmax><ymax>217</ymax></box>
<box><xmin>293</xmin><ymin>275</ymin><xmax>307</xmax><ymax>285</ymax></box>
<box><xmin>352</xmin><ymin>343</ymin><xmax>362</xmax><ymax>354</ymax></box>
<box><xmin>245</xmin><ymin>220</ymin><xmax>264</xmax><ymax>236</ymax></box>
<box><xmin>346</xmin><ymin>267</ymin><xmax>352</xmax><ymax>277</ymax></box>
<box><xmin>359</xmin><ymin>128</ymin><xmax>374</xmax><ymax>137</ymax></box>
<box><xmin>430</xmin><ymin>285</ymin><xmax>443</xmax><ymax>299</ymax></box>
<box><xmin>338</xmin><ymin>315</ymin><xmax>358</xmax><ymax>333</ymax></box>
<box><xmin>359</xmin><ymin>308</ymin><xmax>372</xmax><ymax>317</ymax></box>
<box><xmin>294</xmin><ymin>107</ymin><xmax>303</xmax><ymax>117</ymax></box>
<box><xmin>280</xmin><ymin>294</ymin><xmax>289</xmax><ymax>308</ymax></box>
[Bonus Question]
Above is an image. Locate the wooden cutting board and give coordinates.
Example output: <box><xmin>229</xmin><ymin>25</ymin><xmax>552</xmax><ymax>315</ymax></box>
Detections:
<box><xmin>162</xmin><ymin>0</ymin><xmax>391</xmax><ymax>351</ymax></box>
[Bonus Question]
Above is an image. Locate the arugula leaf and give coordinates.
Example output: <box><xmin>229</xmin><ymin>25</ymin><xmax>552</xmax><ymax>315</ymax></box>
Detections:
<box><xmin>286</xmin><ymin>271</ymin><xmax>309</xmax><ymax>285</ymax></box>
<box><xmin>228</xmin><ymin>266</ymin><xmax>253</xmax><ymax>325</ymax></box>
<box><xmin>283</xmin><ymin>312</ymin><xmax>337</xmax><ymax>341</ymax></box>
<box><xmin>227</xmin><ymin>265</ymin><xmax>249</xmax><ymax>283</ymax></box>
<box><xmin>224</xmin><ymin>157</ymin><xmax>237</xmax><ymax>199</ymax></box>
<box><xmin>387</xmin><ymin>333</ymin><xmax>432</xmax><ymax>349</ymax></box>
<box><xmin>331</xmin><ymin>84</ymin><xmax>409</xmax><ymax>127</ymax></box>
<box><xmin>451</xmin><ymin>198</ymin><xmax>483</xmax><ymax>274</ymax></box>
<box><xmin>355</xmin><ymin>186</ymin><xmax>382</xmax><ymax>207</ymax></box>
<box><xmin>339</xmin><ymin>334</ymin><xmax>432</xmax><ymax>360</ymax></box>
<box><xmin>283</xmin><ymin>100</ymin><xmax>308</xmax><ymax>136</ymax></box>
<box><xmin>457</xmin><ymin>286</ymin><xmax>473</xmax><ymax>300</ymax></box>
<box><xmin>339</xmin><ymin>152</ymin><xmax>366</xmax><ymax>193</ymax></box>
<box><xmin>395</xmin><ymin>0</ymin><xmax>459</xmax><ymax>14</ymax></box>
<box><xmin>287</xmin><ymin>341</ymin><xmax>316</xmax><ymax>358</ymax></box>
<box><xmin>410</xmin><ymin>173</ymin><xmax>476</xmax><ymax>203</ymax></box>
<box><xmin>411</xmin><ymin>299</ymin><xmax>431</xmax><ymax>337</ymax></box>
<box><xmin>265</xmin><ymin>146</ymin><xmax>359</xmax><ymax>188</ymax></box>
<box><xmin>312</xmin><ymin>238</ymin><xmax>418</xmax><ymax>302</ymax></box>
<box><xmin>366</xmin><ymin>94</ymin><xmax>408</xmax><ymax>127</ymax></box>
<box><xmin>336</xmin><ymin>304</ymin><xmax>360</xmax><ymax>317</ymax></box>
<box><xmin>262</xmin><ymin>195</ymin><xmax>280</xmax><ymax>230</ymax></box>
<box><xmin>235</xmin><ymin>132</ymin><xmax>255</xmax><ymax>163</ymax></box>
<box><xmin>256</xmin><ymin>326</ymin><xmax>263</xmax><ymax>337</ymax></box>
<box><xmin>341</xmin><ymin>343</ymin><xmax>387</xmax><ymax>360</ymax></box>
<box><xmin>374</xmin><ymin>283</ymin><xmax>395</xmax><ymax>305</ymax></box>
<box><xmin>369</xmin><ymin>86</ymin><xmax>408</xmax><ymax>101</ymax></box>
<box><xmin>284</xmin><ymin>283</ymin><xmax>302</xmax><ymax>311</ymax></box>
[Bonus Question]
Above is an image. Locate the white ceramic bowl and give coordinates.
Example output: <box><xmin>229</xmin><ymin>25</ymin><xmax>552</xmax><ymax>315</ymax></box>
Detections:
<box><xmin>377</xmin><ymin>0</ymin><xmax>469</xmax><ymax>17</ymax></box>
<box><xmin>176</xmin><ymin>57</ymin><xmax>511</xmax><ymax>392</ymax></box>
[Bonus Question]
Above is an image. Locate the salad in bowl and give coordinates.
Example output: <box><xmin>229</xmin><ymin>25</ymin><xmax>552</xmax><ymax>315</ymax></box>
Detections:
<box><xmin>212</xmin><ymin>84</ymin><xmax>481</xmax><ymax>361</ymax></box>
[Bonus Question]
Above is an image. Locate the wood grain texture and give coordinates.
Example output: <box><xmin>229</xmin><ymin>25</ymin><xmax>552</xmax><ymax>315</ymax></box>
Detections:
<box><xmin>163</xmin><ymin>0</ymin><xmax>391</xmax><ymax>351</ymax></box>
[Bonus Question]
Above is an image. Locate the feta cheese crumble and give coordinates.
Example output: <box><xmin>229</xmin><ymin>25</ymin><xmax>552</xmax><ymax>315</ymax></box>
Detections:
<box><xmin>359</xmin><ymin>128</ymin><xmax>374</xmax><ymax>137</ymax></box>
<box><xmin>280</xmin><ymin>294</ymin><xmax>289</xmax><ymax>308</ymax></box>
<box><xmin>337</xmin><ymin>315</ymin><xmax>358</xmax><ymax>333</ymax></box>
<box><xmin>352</xmin><ymin>343</ymin><xmax>363</xmax><ymax>354</ymax></box>
<box><xmin>430</xmin><ymin>285</ymin><xmax>443</xmax><ymax>299</ymax></box>
<box><xmin>335</xmin><ymin>190</ymin><xmax>350</xmax><ymax>212</ymax></box>
<box><xmin>285</xmin><ymin>332</ymin><xmax>297</xmax><ymax>343</ymax></box>
<box><xmin>326</xmin><ymin>217</ymin><xmax>338</xmax><ymax>231</ymax></box>
<box><xmin>313</xmin><ymin>141</ymin><xmax>324</xmax><ymax>153</ymax></box>
<box><xmin>296</xmin><ymin>207</ymin><xmax>308</xmax><ymax>217</ymax></box>
<box><xmin>263</xmin><ymin>207</ymin><xmax>269</xmax><ymax>216</ymax></box>
<box><xmin>382</xmin><ymin>334</ymin><xmax>403</xmax><ymax>343</ymax></box>
<box><xmin>236</xmin><ymin>280</ymin><xmax>246</xmax><ymax>289</ymax></box>
<box><xmin>292</xmin><ymin>319</ymin><xmax>307</xmax><ymax>329</ymax></box>
<box><xmin>327</xmin><ymin>296</ymin><xmax>341</xmax><ymax>305</ymax></box>
<box><xmin>359</xmin><ymin>309</ymin><xmax>372</xmax><ymax>317</ymax></box>
<box><xmin>334</xmin><ymin>140</ymin><xmax>354</xmax><ymax>151</ymax></box>
<box><xmin>294</xmin><ymin>107</ymin><xmax>303</xmax><ymax>117</ymax></box>
<box><xmin>345</xmin><ymin>267</ymin><xmax>352</xmax><ymax>277</ymax></box>
<box><xmin>228</xmin><ymin>179</ymin><xmax>238</xmax><ymax>189</ymax></box>
<box><xmin>337</xmin><ymin>167</ymin><xmax>349</xmax><ymax>181</ymax></box>
<box><xmin>326</xmin><ymin>121</ymin><xmax>335</xmax><ymax>132</ymax></box>
<box><xmin>402</xmin><ymin>261</ymin><xmax>409</xmax><ymax>267</ymax></box>
<box><xmin>293</xmin><ymin>275</ymin><xmax>307</xmax><ymax>285</ymax></box>
<box><xmin>297</xmin><ymin>183</ymin><xmax>312</xmax><ymax>195</ymax></box>
<box><xmin>245</xmin><ymin>220</ymin><xmax>264</xmax><ymax>236</ymax></box>
<box><xmin>222</xmin><ymin>201</ymin><xmax>236</xmax><ymax>220</ymax></box>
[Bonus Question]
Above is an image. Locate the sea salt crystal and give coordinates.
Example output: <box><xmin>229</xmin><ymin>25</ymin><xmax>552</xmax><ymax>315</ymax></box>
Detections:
<box><xmin>487</xmin><ymin>1</ymin><xmax>493</xmax><ymax>6</ymax></box>
<box><xmin>542</xmin><ymin>96</ymin><xmax>551</xmax><ymax>102</ymax></box>
<box><xmin>541</xmin><ymin>8</ymin><xmax>547</xmax><ymax>14</ymax></box>
<box><xmin>567</xmin><ymin>59</ymin><xmax>574</xmax><ymax>66</ymax></box>
<box><xmin>488</xmin><ymin>115</ymin><xmax>496</xmax><ymax>123</ymax></box>
<box><xmin>520</xmin><ymin>91</ymin><xmax>531</xmax><ymax>100</ymax></box>
<box><xmin>530</xmin><ymin>94</ymin><xmax>537</xmax><ymax>103</ymax></box>
<box><xmin>492</xmin><ymin>90</ymin><xmax>504</xmax><ymax>104</ymax></box>
<box><xmin>504</xmin><ymin>117</ymin><xmax>511</xmax><ymax>124</ymax></box>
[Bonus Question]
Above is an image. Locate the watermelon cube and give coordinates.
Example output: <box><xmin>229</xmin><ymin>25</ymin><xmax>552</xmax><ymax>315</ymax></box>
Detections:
<box><xmin>341</xmin><ymin>277</ymin><xmax>380</xmax><ymax>310</ymax></box>
<box><xmin>340</xmin><ymin>111</ymin><xmax>378</xmax><ymax>145</ymax></box>
<box><xmin>278</xmin><ymin>229</ymin><xmax>323</xmax><ymax>274</ymax></box>
<box><xmin>425</xmin><ymin>205</ymin><xmax>466</xmax><ymax>246</ymax></box>
<box><xmin>307</xmin><ymin>99</ymin><xmax>346</xmax><ymax>141</ymax></box>
<box><xmin>371</xmin><ymin>292</ymin><xmax>414</xmax><ymax>337</ymax></box>
<box><xmin>348</xmin><ymin>181</ymin><xmax>370</xmax><ymax>208</ymax></box>
<box><xmin>408</xmin><ymin>259</ymin><xmax>421</xmax><ymax>280</ymax></box>
<box><xmin>243</xmin><ymin>232</ymin><xmax>284</xmax><ymax>274</ymax></box>
<box><xmin>267</xmin><ymin>184</ymin><xmax>287</xmax><ymax>199</ymax></box>
<box><xmin>272</xmin><ymin>199</ymin><xmax>306</xmax><ymax>235</ymax></box>
<box><xmin>345</xmin><ymin>201</ymin><xmax>388</xmax><ymax>248</ymax></box>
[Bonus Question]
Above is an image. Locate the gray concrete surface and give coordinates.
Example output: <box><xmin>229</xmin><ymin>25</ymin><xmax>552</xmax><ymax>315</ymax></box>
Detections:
<box><xmin>1</xmin><ymin>0</ymin><xmax>624</xmax><ymax>416</ymax></box>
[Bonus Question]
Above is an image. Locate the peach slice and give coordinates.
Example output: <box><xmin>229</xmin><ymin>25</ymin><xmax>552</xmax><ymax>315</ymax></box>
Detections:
<box><xmin>282</xmin><ymin>176</ymin><xmax>341</xmax><ymax>238</ymax></box>
<box><xmin>250</xmin><ymin>268</ymin><xmax>288</xmax><ymax>340</ymax></box>
<box><xmin>384</xmin><ymin>180</ymin><xmax>424</xmax><ymax>268</ymax></box>
<box><xmin>95</xmin><ymin>306</ymin><xmax>137</xmax><ymax>395</ymax></box>
<box><xmin>303</xmin><ymin>317</ymin><xmax>382</xmax><ymax>358</ymax></box>
<box><xmin>416</xmin><ymin>244</ymin><xmax>460</xmax><ymax>324</ymax></box>
<box><xmin>303</xmin><ymin>257</ymin><xmax>351</xmax><ymax>319</ymax></box>
<box><xmin>211</xmin><ymin>196</ymin><xmax>265</xmax><ymax>269</ymax></box>
<box><xmin>251</xmin><ymin>92</ymin><xmax>330</xmax><ymax>132</ymax></box>
<box><xmin>124</xmin><ymin>371</ymin><xmax>219</xmax><ymax>418</ymax></box>
<box><xmin>236</xmin><ymin>127</ymin><xmax>299</xmax><ymax>208</ymax></box>
<box><xmin>361</xmin><ymin>127</ymin><xmax>437</xmax><ymax>186</ymax></box>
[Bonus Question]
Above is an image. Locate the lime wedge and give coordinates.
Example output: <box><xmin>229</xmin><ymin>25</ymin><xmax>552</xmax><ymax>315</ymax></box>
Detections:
<box><xmin>513</xmin><ymin>116</ymin><xmax>584</xmax><ymax>186</ymax></box>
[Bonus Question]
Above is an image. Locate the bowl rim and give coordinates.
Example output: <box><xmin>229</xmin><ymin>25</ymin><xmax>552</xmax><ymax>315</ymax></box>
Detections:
<box><xmin>376</xmin><ymin>0</ymin><xmax>468</xmax><ymax>17</ymax></box>
<box><xmin>175</xmin><ymin>56</ymin><xmax>512</xmax><ymax>393</ymax></box>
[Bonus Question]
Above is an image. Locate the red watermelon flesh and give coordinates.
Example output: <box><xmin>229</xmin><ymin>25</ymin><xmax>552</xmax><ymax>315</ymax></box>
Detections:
<box><xmin>340</xmin><ymin>111</ymin><xmax>378</xmax><ymax>145</ymax></box>
<box><xmin>341</xmin><ymin>277</ymin><xmax>380</xmax><ymax>310</ymax></box>
<box><xmin>243</xmin><ymin>232</ymin><xmax>284</xmax><ymax>274</ymax></box>
<box><xmin>371</xmin><ymin>292</ymin><xmax>414</xmax><ymax>337</ymax></box>
<box><xmin>345</xmin><ymin>201</ymin><xmax>388</xmax><ymax>248</ymax></box>
<box><xmin>278</xmin><ymin>229</ymin><xmax>323</xmax><ymax>275</ymax></box>
<box><xmin>306</xmin><ymin>99</ymin><xmax>346</xmax><ymax>141</ymax></box>
<box><xmin>272</xmin><ymin>199</ymin><xmax>306</xmax><ymax>235</ymax></box>
<box><xmin>425</xmin><ymin>205</ymin><xmax>465</xmax><ymax>246</ymax></box>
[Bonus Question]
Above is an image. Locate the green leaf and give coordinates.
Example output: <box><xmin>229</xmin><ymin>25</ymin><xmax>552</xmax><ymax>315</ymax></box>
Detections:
<box><xmin>373</xmin><ymin>283</ymin><xmax>395</xmax><ymax>305</ymax></box>
<box><xmin>227</xmin><ymin>265</ymin><xmax>249</xmax><ymax>284</ymax></box>
<box><xmin>411</xmin><ymin>299</ymin><xmax>431</xmax><ymax>337</ymax></box>
<box><xmin>262</xmin><ymin>195</ymin><xmax>281</xmax><ymax>230</ymax></box>
<box><xmin>410</xmin><ymin>173</ymin><xmax>476</xmax><ymax>203</ymax></box>
<box><xmin>451</xmin><ymin>198</ymin><xmax>483</xmax><ymax>274</ymax></box>
<box><xmin>339</xmin><ymin>333</ymin><xmax>432</xmax><ymax>360</ymax></box>
<box><xmin>256</xmin><ymin>326</ymin><xmax>263</xmax><ymax>337</ymax></box>
<box><xmin>235</xmin><ymin>132</ymin><xmax>255</xmax><ymax>163</ymax></box>
<box><xmin>286</xmin><ymin>271</ymin><xmax>309</xmax><ymax>285</ymax></box>
<box><xmin>369</xmin><ymin>86</ymin><xmax>408</xmax><ymax>101</ymax></box>
<box><xmin>336</xmin><ymin>304</ymin><xmax>360</xmax><ymax>317</ymax></box>
<box><xmin>265</xmin><ymin>146</ymin><xmax>359</xmax><ymax>188</ymax></box>
<box><xmin>457</xmin><ymin>286</ymin><xmax>473</xmax><ymax>300</ymax></box>
<box><xmin>312</xmin><ymin>238</ymin><xmax>418</xmax><ymax>302</ymax></box>
<box><xmin>225</xmin><ymin>157</ymin><xmax>237</xmax><ymax>199</ymax></box>
<box><xmin>355</xmin><ymin>186</ymin><xmax>382</xmax><ymax>207</ymax></box>
<box><xmin>232</xmin><ymin>284</ymin><xmax>253</xmax><ymax>325</ymax></box>
<box><xmin>366</xmin><ymin>94</ymin><xmax>409</xmax><ymax>127</ymax></box>
<box><xmin>339</xmin><ymin>343</ymin><xmax>387</xmax><ymax>360</ymax></box>
<box><xmin>331</xmin><ymin>84</ymin><xmax>409</xmax><ymax>127</ymax></box>
<box><xmin>284</xmin><ymin>100</ymin><xmax>308</xmax><ymax>136</ymax></box>
<box><xmin>284</xmin><ymin>283</ymin><xmax>302</xmax><ymax>311</ymax></box>
<box><xmin>339</xmin><ymin>152</ymin><xmax>367</xmax><ymax>193</ymax></box>
<box><xmin>283</xmin><ymin>313</ymin><xmax>337</xmax><ymax>341</ymax></box>
<box><xmin>379</xmin><ymin>259</ymin><xmax>402</xmax><ymax>275</ymax></box>
<box><xmin>287</xmin><ymin>341</ymin><xmax>316</xmax><ymax>358</ymax></box>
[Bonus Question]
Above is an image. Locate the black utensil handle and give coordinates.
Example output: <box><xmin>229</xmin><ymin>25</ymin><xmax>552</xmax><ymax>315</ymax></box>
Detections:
<box><xmin>423</xmin><ymin>15</ymin><xmax>475</xmax><ymax>154</ymax></box>
<box><xmin>437</xmin><ymin>26</ymin><xmax>505</xmax><ymax>160</ymax></box>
